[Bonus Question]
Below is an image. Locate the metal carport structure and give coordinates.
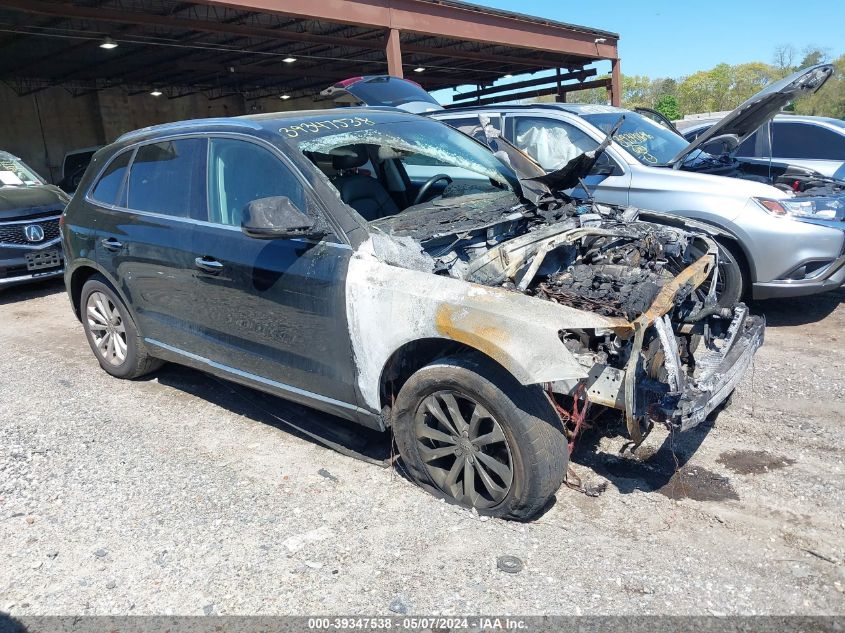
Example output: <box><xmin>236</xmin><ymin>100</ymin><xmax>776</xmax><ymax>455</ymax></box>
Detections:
<box><xmin>0</xmin><ymin>0</ymin><xmax>620</xmax><ymax>179</ymax></box>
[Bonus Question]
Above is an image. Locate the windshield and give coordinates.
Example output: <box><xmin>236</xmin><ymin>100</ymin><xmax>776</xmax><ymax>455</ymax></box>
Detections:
<box><xmin>583</xmin><ymin>111</ymin><xmax>691</xmax><ymax>166</ymax></box>
<box><xmin>0</xmin><ymin>154</ymin><xmax>45</xmax><ymax>187</ymax></box>
<box><xmin>294</xmin><ymin>116</ymin><xmax>520</xmax><ymax>192</ymax></box>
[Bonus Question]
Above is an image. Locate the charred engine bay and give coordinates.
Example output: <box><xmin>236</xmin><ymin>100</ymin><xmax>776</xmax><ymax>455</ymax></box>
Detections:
<box><xmin>371</xmin><ymin>190</ymin><xmax>708</xmax><ymax>321</ymax></box>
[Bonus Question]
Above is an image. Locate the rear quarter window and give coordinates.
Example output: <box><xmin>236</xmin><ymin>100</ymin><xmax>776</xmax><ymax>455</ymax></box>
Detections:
<box><xmin>90</xmin><ymin>150</ymin><xmax>132</xmax><ymax>206</ymax></box>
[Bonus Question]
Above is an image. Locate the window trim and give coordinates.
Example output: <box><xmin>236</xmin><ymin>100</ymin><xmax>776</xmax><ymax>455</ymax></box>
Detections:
<box><xmin>84</xmin><ymin>131</ymin><xmax>349</xmax><ymax>248</ymax></box>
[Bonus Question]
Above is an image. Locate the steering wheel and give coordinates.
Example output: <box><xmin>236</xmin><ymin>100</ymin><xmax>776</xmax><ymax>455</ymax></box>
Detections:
<box><xmin>412</xmin><ymin>173</ymin><xmax>453</xmax><ymax>205</ymax></box>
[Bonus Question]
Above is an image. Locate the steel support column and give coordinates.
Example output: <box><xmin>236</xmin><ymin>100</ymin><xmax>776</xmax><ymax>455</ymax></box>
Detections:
<box><xmin>609</xmin><ymin>58</ymin><xmax>621</xmax><ymax>106</ymax></box>
<box><xmin>386</xmin><ymin>28</ymin><xmax>403</xmax><ymax>78</ymax></box>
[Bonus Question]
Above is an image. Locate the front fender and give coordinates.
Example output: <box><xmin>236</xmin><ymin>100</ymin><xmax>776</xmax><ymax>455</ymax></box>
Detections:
<box><xmin>346</xmin><ymin>241</ymin><xmax>629</xmax><ymax>411</ymax></box>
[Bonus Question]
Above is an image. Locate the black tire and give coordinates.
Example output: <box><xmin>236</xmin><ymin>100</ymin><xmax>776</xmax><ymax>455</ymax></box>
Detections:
<box><xmin>80</xmin><ymin>275</ymin><xmax>163</xmax><ymax>379</ymax></box>
<box><xmin>392</xmin><ymin>354</ymin><xmax>568</xmax><ymax>520</ymax></box>
<box><xmin>715</xmin><ymin>240</ymin><xmax>745</xmax><ymax>308</ymax></box>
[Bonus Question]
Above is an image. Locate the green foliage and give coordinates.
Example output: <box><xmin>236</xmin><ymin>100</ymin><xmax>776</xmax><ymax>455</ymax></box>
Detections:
<box><xmin>793</xmin><ymin>53</ymin><xmax>845</xmax><ymax>118</ymax></box>
<box><xmin>654</xmin><ymin>94</ymin><xmax>681</xmax><ymax>120</ymax></box>
<box><xmin>616</xmin><ymin>46</ymin><xmax>843</xmax><ymax>119</ymax></box>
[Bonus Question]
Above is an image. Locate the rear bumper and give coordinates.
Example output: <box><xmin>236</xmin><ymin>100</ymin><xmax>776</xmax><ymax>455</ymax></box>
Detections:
<box><xmin>667</xmin><ymin>307</ymin><xmax>765</xmax><ymax>431</ymax></box>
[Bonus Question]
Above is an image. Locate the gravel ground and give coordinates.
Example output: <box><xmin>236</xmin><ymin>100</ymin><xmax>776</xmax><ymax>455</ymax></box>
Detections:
<box><xmin>0</xmin><ymin>280</ymin><xmax>843</xmax><ymax>616</ymax></box>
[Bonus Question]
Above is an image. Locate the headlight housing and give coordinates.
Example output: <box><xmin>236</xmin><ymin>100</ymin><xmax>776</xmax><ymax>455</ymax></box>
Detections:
<box><xmin>753</xmin><ymin>196</ymin><xmax>841</xmax><ymax>220</ymax></box>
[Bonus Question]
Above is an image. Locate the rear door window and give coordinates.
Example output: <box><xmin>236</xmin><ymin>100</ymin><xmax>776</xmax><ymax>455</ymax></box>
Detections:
<box><xmin>126</xmin><ymin>138</ymin><xmax>207</xmax><ymax>219</ymax></box>
<box><xmin>90</xmin><ymin>150</ymin><xmax>132</xmax><ymax>205</ymax></box>
<box><xmin>772</xmin><ymin>122</ymin><xmax>845</xmax><ymax>160</ymax></box>
<box><xmin>207</xmin><ymin>138</ymin><xmax>306</xmax><ymax>227</ymax></box>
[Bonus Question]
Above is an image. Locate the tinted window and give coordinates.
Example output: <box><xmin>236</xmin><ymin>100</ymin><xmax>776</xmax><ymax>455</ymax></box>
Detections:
<box><xmin>64</xmin><ymin>151</ymin><xmax>96</xmax><ymax>179</ymax></box>
<box><xmin>514</xmin><ymin>116</ymin><xmax>599</xmax><ymax>171</ymax></box>
<box><xmin>208</xmin><ymin>138</ymin><xmax>305</xmax><ymax>227</ymax></box>
<box><xmin>772</xmin><ymin>122</ymin><xmax>845</xmax><ymax>160</ymax></box>
<box><xmin>737</xmin><ymin>131</ymin><xmax>758</xmax><ymax>157</ymax></box>
<box><xmin>126</xmin><ymin>139</ymin><xmax>207</xmax><ymax>218</ymax></box>
<box><xmin>91</xmin><ymin>150</ymin><xmax>131</xmax><ymax>205</ymax></box>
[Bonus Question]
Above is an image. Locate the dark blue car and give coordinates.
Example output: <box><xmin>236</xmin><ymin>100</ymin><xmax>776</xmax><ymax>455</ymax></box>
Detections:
<box><xmin>61</xmin><ymin>108</ymin><xmax>763</xmax><ymax>519</ymax></box>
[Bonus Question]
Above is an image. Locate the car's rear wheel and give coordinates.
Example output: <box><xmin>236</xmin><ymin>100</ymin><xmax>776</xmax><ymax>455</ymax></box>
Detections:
<box><xmin>393</xmin><ymin>354</ymin><xmax>567</xmax><ymax>520</ymax></box>
<box><xmin>80</xmin><ymin>275</ymin><xmax>162</xmax><ymax>379</ymax></box>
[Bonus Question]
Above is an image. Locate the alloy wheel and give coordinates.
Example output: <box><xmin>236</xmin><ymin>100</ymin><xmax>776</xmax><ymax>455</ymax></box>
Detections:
<box><xmin>413</xmin><ymin>391</ymin><xmax>514</xmax><ymax>509</ymax></box>
<box><xmin>86</xmin><ymin>291</ymin><xmax>128</xmax><ymax>366</ymax></box>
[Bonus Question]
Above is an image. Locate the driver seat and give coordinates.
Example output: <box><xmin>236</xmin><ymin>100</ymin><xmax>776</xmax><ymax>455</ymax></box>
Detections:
<box><xmin>331</xmin><ymin>146</ymin><xmax>399</xmax><ymax>221</ymax></box>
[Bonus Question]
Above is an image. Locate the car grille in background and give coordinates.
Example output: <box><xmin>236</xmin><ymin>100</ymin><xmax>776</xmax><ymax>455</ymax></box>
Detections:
<box><xmin>0</xmin><ymin>217</ymin><xmax>61</xmax><ymax>246</ymax></box>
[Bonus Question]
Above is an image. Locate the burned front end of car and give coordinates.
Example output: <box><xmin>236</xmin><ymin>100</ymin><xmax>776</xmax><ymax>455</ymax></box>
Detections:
<box><xmin>524</xmin><ymin>207</ymin><xmax>766</xmax><ymax>443</ymax></box>
<box><xmin>372</xmin><ymin>191</ymin><xmax>764</xmax><ymax>445</ymax></box>
<box><xmin>293</xmin><ymin>109</ymin><xmax>764</xmax><ymax>447</ymax></box>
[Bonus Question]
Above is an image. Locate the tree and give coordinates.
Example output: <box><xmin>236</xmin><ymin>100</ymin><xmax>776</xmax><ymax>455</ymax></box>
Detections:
<box><xmin>621</xmin><ymin>74</ymin><xmax>654</xmax><ymax>109</ymax></box>
<box><xmin>773</xmin><ymin>44</ymin><xmax>797</xmax><ymax>77</ymax></box>
<box><xmin>799</xmin><ymin>46</ymin><xmax>831</xmax><ymax>68</ymax></box>
<box><xmin>793</xmin><ymin>52</ymin><xmax>845</xmax><ymax>118</ymax></box>
<box><xmin>654</xmin><ymin>94</ymin><xmax>681</xmax><ymax>120</ymax></box>
<box><xmin>732</xmin><ymin>62</ymin><xmax>779</xmax><ymax>102</ymax></box>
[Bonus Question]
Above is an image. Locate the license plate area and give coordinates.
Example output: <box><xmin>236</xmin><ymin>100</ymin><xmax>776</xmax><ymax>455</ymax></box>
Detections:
<box><xmin>25</xmin><ymin>249</ymin><xmax>62</xmax><ymax>271</ymax></box>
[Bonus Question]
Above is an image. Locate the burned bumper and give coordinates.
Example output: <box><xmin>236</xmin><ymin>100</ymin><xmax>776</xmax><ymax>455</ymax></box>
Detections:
<box><xmin>659</xmin><ymin>305</ymin><xmax>765</xmax><ymax>431</ymax></box>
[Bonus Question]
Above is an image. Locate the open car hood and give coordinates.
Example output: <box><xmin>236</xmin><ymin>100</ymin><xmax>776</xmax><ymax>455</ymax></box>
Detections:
<box><xmin>669</xmin><ymin>64</ymin><xmax>834</xmax><ymax>167</ymax></box>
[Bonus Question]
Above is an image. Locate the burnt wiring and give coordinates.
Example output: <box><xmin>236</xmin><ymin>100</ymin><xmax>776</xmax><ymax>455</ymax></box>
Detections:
<box><xmin>545</xmin><ymin>382</ymin><xmax>607</xmax><ymax>497</ymax></box>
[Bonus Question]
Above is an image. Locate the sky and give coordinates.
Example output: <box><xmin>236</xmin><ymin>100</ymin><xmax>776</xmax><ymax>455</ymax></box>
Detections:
<box><xmin>466</xmin><ymin>0</ymin><xmax>843</xmax><ymax>78</ymax></box>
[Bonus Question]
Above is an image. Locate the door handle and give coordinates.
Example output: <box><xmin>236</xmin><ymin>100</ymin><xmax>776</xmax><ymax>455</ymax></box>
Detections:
<box><xmin>101</xmin><ymin>237</ymin><xmax>123</xmax><ymax>251</ymax></box>
<box><xmin>194</xmin><ymin>256</ymin><xmax>224</xmax><ymax>274</ymax></box>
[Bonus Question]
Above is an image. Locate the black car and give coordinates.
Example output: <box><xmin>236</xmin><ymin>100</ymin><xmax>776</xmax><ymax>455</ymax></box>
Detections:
<box><xmin>0</xmin><ymin>151</ymin><xmax>69</xmax><ymax>289</ymax></box>
<box><xmin>62</xmin><ymin>109</ymin><xmax>762</xmax><ymax>519</ymax></box>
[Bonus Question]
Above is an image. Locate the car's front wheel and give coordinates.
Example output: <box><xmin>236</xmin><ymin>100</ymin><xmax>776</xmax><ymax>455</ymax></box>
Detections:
<box><xmin>715</xmin><ymin>240</ymin><xmax>745</xmax><ymax>308</ymax></box>
<box><xmin>393</xmin><ymin>354</ymin><xmax>568</xmax><ymax>520</ymax></box>
<box><xmin>80</xmin><ymin>275</ymin><xmax>162</xmax><ymax>379</ymax></box>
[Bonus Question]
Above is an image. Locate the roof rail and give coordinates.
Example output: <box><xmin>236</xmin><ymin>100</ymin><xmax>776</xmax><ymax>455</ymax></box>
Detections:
<box><xmin>115</xmin><ymin>117</ymin><xmax>263</xmax><ymax>143</ymax></box>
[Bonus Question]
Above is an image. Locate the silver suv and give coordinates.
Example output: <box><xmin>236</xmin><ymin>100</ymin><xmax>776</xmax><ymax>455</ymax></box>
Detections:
<box><xmin>326</xmin><ymin>68</ymin><xmax>845</xmax><ymax>302</ymax></box>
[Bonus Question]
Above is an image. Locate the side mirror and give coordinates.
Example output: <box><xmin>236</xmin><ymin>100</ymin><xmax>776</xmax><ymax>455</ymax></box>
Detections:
<box><xmin>240</xmin><ymin>196</ymin><xmax>325</xmax><ymax>240</ymax></box>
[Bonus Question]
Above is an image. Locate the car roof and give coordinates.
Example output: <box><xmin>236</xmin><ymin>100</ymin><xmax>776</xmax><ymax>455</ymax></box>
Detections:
<box><xmin>683</xmin><ymin>113</ymin><xmax>845</xmax><ymax>131</ymax></box>
<box><xmin>437</xmin><ymin>103</ymin><xmax>627</xmax><ymax>117</ymax></box>
<box><xmin>115</xmin><ymin>106</ymin><xmax>412</xmax><ymax>144</ymax></box>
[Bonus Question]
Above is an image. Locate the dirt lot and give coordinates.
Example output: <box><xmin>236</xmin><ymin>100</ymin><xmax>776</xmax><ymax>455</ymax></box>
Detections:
<box><xmin>1</xmin><ymin>279</ymin><xmax>843</xmax><ymax>615</ymax></box>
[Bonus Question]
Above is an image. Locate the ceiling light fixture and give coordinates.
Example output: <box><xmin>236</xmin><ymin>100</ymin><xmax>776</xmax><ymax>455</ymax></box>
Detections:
<box><xmin>150</xmin><ymin>89</ymin><xmax>163</xmax><ymax>97</ymax></box>
<box><xmin>413</xmin><ymin>67</ymin><xmax>425</xmax><ymax>73</ymax></box>
<box><xmin>99</xmin><ymin>37</ymin><xmax>118</xmax><ymax>49</ymax></box>
<box><xmin>282</xmin><ymin>57</ymin><xmax>297</xmax><ymax>63</ymax></box>
<box><xmin>280</xmin><ymin>94</ymin><xmax>291</xmax><ymax>100</ymax></box>
<box><xmin>503</xmin><ymin>74</ymin><xmax>513</xmax><ymax>79</ymax></box>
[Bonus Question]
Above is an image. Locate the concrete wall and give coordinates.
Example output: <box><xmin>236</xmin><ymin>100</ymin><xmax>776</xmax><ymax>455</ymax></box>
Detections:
<box><xmin>0</xmin><ymin>85</ymin><xmax>330</xmax><ymax>184</ymax></box>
